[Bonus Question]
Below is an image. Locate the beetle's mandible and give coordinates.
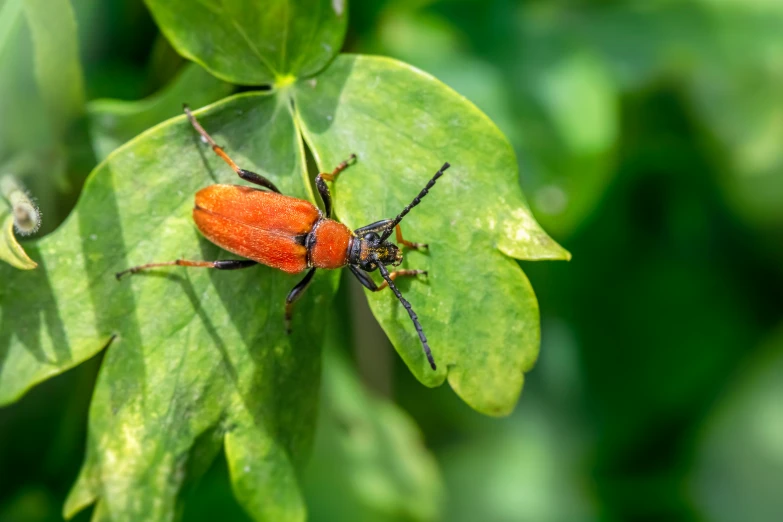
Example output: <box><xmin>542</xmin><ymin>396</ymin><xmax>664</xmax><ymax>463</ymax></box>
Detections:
<box><xmin>117</xmin><ymin>105</ymin><xmax>449</xmax><ymax>370</ymax></box>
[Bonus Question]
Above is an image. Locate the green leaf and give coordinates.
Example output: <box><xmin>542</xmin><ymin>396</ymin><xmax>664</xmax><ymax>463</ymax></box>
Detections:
<box><xmin>295</xmin><ymin>55</ymin><xmax>570</xmax><ymax>416</ymax></box>
<box><xmin>304</xmin><ymin>347</ymin><xmax>442</xmax><ymax>522</ymax></box>
<box><xmin>144</xmin><ymin>0</ymin><xmax>348</xmax><ymax>86</ymax></box>
<box><xmin>88</xmin><ymin>63</ymin><xmax>234</xmax><ymax>161</ymax></box>
<box><xmin>22</xmin><ymin>0</ymin><xmax>85</xmax><ymax>135</ymax></box>
<box><xmin>0</xmin><ymin>92</ymin><xmax>337</xmax><ymax>522</ymax></box>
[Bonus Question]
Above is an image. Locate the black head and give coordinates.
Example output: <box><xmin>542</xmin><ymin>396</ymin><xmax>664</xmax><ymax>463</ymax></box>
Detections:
<box><xmin>353</xmin><ymin>231</ymin><xmax>403</xmax><ymax>271</ymax></box>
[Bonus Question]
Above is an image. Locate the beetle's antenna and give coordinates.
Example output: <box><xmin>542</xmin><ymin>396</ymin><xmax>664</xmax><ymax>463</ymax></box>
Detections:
<box><xmin>379</xmin><ymin>162</ymin><xmax>450</xmax><ymax>242</ymax></box>
<box><xmin>376</xmin><ymin>261</ymin><xmax>437</xmax><ymax>370</ymax></box>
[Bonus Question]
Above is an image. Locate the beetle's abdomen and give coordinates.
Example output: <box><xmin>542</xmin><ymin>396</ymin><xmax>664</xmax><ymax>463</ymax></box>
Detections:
<box><xmin>310</xmin><ymin>219</ymin><xmax>352</xmax><ymax>269</ymax></box>
<box><xmin>193</xmin><ymin>185</ymin><xmax>320</xmax><ymax>274</ymax></box>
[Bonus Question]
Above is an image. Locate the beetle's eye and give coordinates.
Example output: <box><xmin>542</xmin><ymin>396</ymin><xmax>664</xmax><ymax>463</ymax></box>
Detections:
<box><xmin>363</xmin><ymin>232</ymin><xmax>380</xmax><ymax>243</ymax></box>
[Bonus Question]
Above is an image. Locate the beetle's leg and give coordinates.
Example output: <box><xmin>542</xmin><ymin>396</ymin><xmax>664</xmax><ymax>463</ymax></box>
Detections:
<box><xmin>319</xmin><ymin>154</ymin><xmax>357</xmax><ymax>183</ymax></box>
<box><xmin>353</xmin><ymin>219</ymin><xmax>393</xmax><ymax>237</ymax></box>
<box><xmin>349</xmin><ymin>265</ymin><xmax>377</xmax><ymax>289</ymax></box>
<box><xmin>348</xmin><ymin>265</ymin><xmax>426</xmax><ymax>292</ymax></box>
<box><xmin>116</xmin><ymin>259</ymin><xmax>257</xmax><ymax>280</ymax></box>
<box><xmin>285</xmin><ymin>267</ymin><xmax>317</xmax><ymax>334</ymax></box>
<box><xmin>315</xmin><ymin>154</ymin><xmax>356</xmax><ymax>218</ymax></box>
<box><xmin>395</xmin><ymin>224</ymin><xmax>427</xmax><ymax>250</ymax></box>
<box><xmin>184</xmin><ymin>104</ymin><xmax>281</xmax><ymax>193</ymax></box>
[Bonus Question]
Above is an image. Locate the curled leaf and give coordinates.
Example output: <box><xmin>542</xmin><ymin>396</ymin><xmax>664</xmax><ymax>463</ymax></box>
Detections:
<box><xmin>0</xmin><ymin>174</ymin><xmax>39</xmax><ymax>269</ymax></box>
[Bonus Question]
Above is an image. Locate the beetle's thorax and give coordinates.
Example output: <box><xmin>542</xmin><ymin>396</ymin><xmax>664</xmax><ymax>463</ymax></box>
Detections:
<box><xmin>306</xmin><ymin>217</ymin><xmax>353</xmax><ymax>270</ymax></box>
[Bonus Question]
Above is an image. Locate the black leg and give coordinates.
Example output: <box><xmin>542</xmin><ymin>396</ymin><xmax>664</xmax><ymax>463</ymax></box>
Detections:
<box><xmin>285</xmin><ymin>267</ymin><xmax>317</xmax><ymax>334</ymax></box>
<box><xmin>315</xmin><ymin>154</ymin><xmax>356</xmax><ymax>218</ymax></box>
<box><xmin>349</xmin><ymin>265</ymin><xmax>426</xmax><ymax>292</ymax></box>
<box><xmin>184</xmin><ymin>104</ymin><xmax>281</xmax><ymax>193</ymax></box>
<box><xmin>315</xmin><ymin>176</ymin><xmax>333</xmax><ymax>219</ymax></box>
<box><xmin>349</xmin><ymin>264</ymin><xmax>434</xmax><ymax>369</ymax></box>
<box><xmin>116</xmin><ymin>259</ymin><xmax>257</xmax><ymax>280</ymax></box>
<box><xmin>237</xmin><ymin>169</ymin><xmax>281</xmax><ymax>193</ymax></box>
<box><xmin>375</xmin><ymin>262</ymin><xmax>436</xmax><ymax>370</ymax></box>
<box><xmin>349</xmin><ymin>265</ymin><xmax>376</xmax><ymax>289</ymax></box>
<box><xmin>353</xmin><ymin>219</ymin><xmax>393</xmax><ymax>237</ymax></box>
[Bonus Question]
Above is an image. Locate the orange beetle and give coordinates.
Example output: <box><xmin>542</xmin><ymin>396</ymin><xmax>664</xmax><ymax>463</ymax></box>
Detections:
<box><xmin>117</xmin><ymin>106</ymin><xmax>449</xmax><ymax>370</ymax></box>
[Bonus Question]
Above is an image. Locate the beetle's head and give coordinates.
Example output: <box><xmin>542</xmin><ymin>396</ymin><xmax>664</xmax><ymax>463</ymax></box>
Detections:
<box><xmin>356</xmin><ymin>232</ymin><xmax>402</xmax><ymax>271</ymax></box>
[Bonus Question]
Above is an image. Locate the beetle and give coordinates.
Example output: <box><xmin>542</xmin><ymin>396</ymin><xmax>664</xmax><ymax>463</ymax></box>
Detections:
<box><xmin>116</xmin><ymin>106</ymin><xmax>448</xmax><ymax>370</ymax></box>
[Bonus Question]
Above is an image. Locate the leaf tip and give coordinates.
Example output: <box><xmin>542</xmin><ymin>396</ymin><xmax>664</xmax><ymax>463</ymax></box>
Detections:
<box><xmin>445</xmin><ymin>364</ymin><xmax>525</xmax><ymax>418</ymax></box>
<box><xmin>497</xmin><ymin>205</ymin><xmax>572</xmax><ymax>262</ymax></box>
<box><xmin>63</xmin><ymin>465</ymin><xmax>99</xmax><ymax>520</ymax></box>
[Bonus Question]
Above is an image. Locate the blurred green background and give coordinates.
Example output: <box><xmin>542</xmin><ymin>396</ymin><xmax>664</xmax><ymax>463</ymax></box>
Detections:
<box><xmin>2</xmin><ymin>0</ymin><xmax>782</xmax><ymax>521</ymax></box>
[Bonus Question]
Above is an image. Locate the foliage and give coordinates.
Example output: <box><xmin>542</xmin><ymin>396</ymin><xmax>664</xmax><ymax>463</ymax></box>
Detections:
<box><xmin>0</xmin><ymin>0</ymin><xmax>567</xmax><ymax>521</ymax></box>
<box><xmin>2</xmin><ymin>0</ymin><xmax>782</xmax><ymax>521</ymax></box>
<box><xmin>146</xmin><ymin>0</ymin><xmax>348</xmax><ymax>86</ymax></box>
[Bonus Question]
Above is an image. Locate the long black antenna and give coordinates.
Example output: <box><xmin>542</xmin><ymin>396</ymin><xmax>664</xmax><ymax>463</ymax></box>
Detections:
<box><xmin>377</xmin><ymin>262</ymin><xmax>437</xmax><ymax>370</ymax></box>
<box><xmin>379</xmin><ymin>162</ymin><xmax>450</xmax><ymax>242</ymax></box>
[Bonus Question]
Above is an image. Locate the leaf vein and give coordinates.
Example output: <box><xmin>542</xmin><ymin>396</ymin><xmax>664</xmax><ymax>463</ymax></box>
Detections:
<box><xmin>217</xmin><ymin>0</ymin><xmax>278</xmax><ymax>77</ymax></box>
